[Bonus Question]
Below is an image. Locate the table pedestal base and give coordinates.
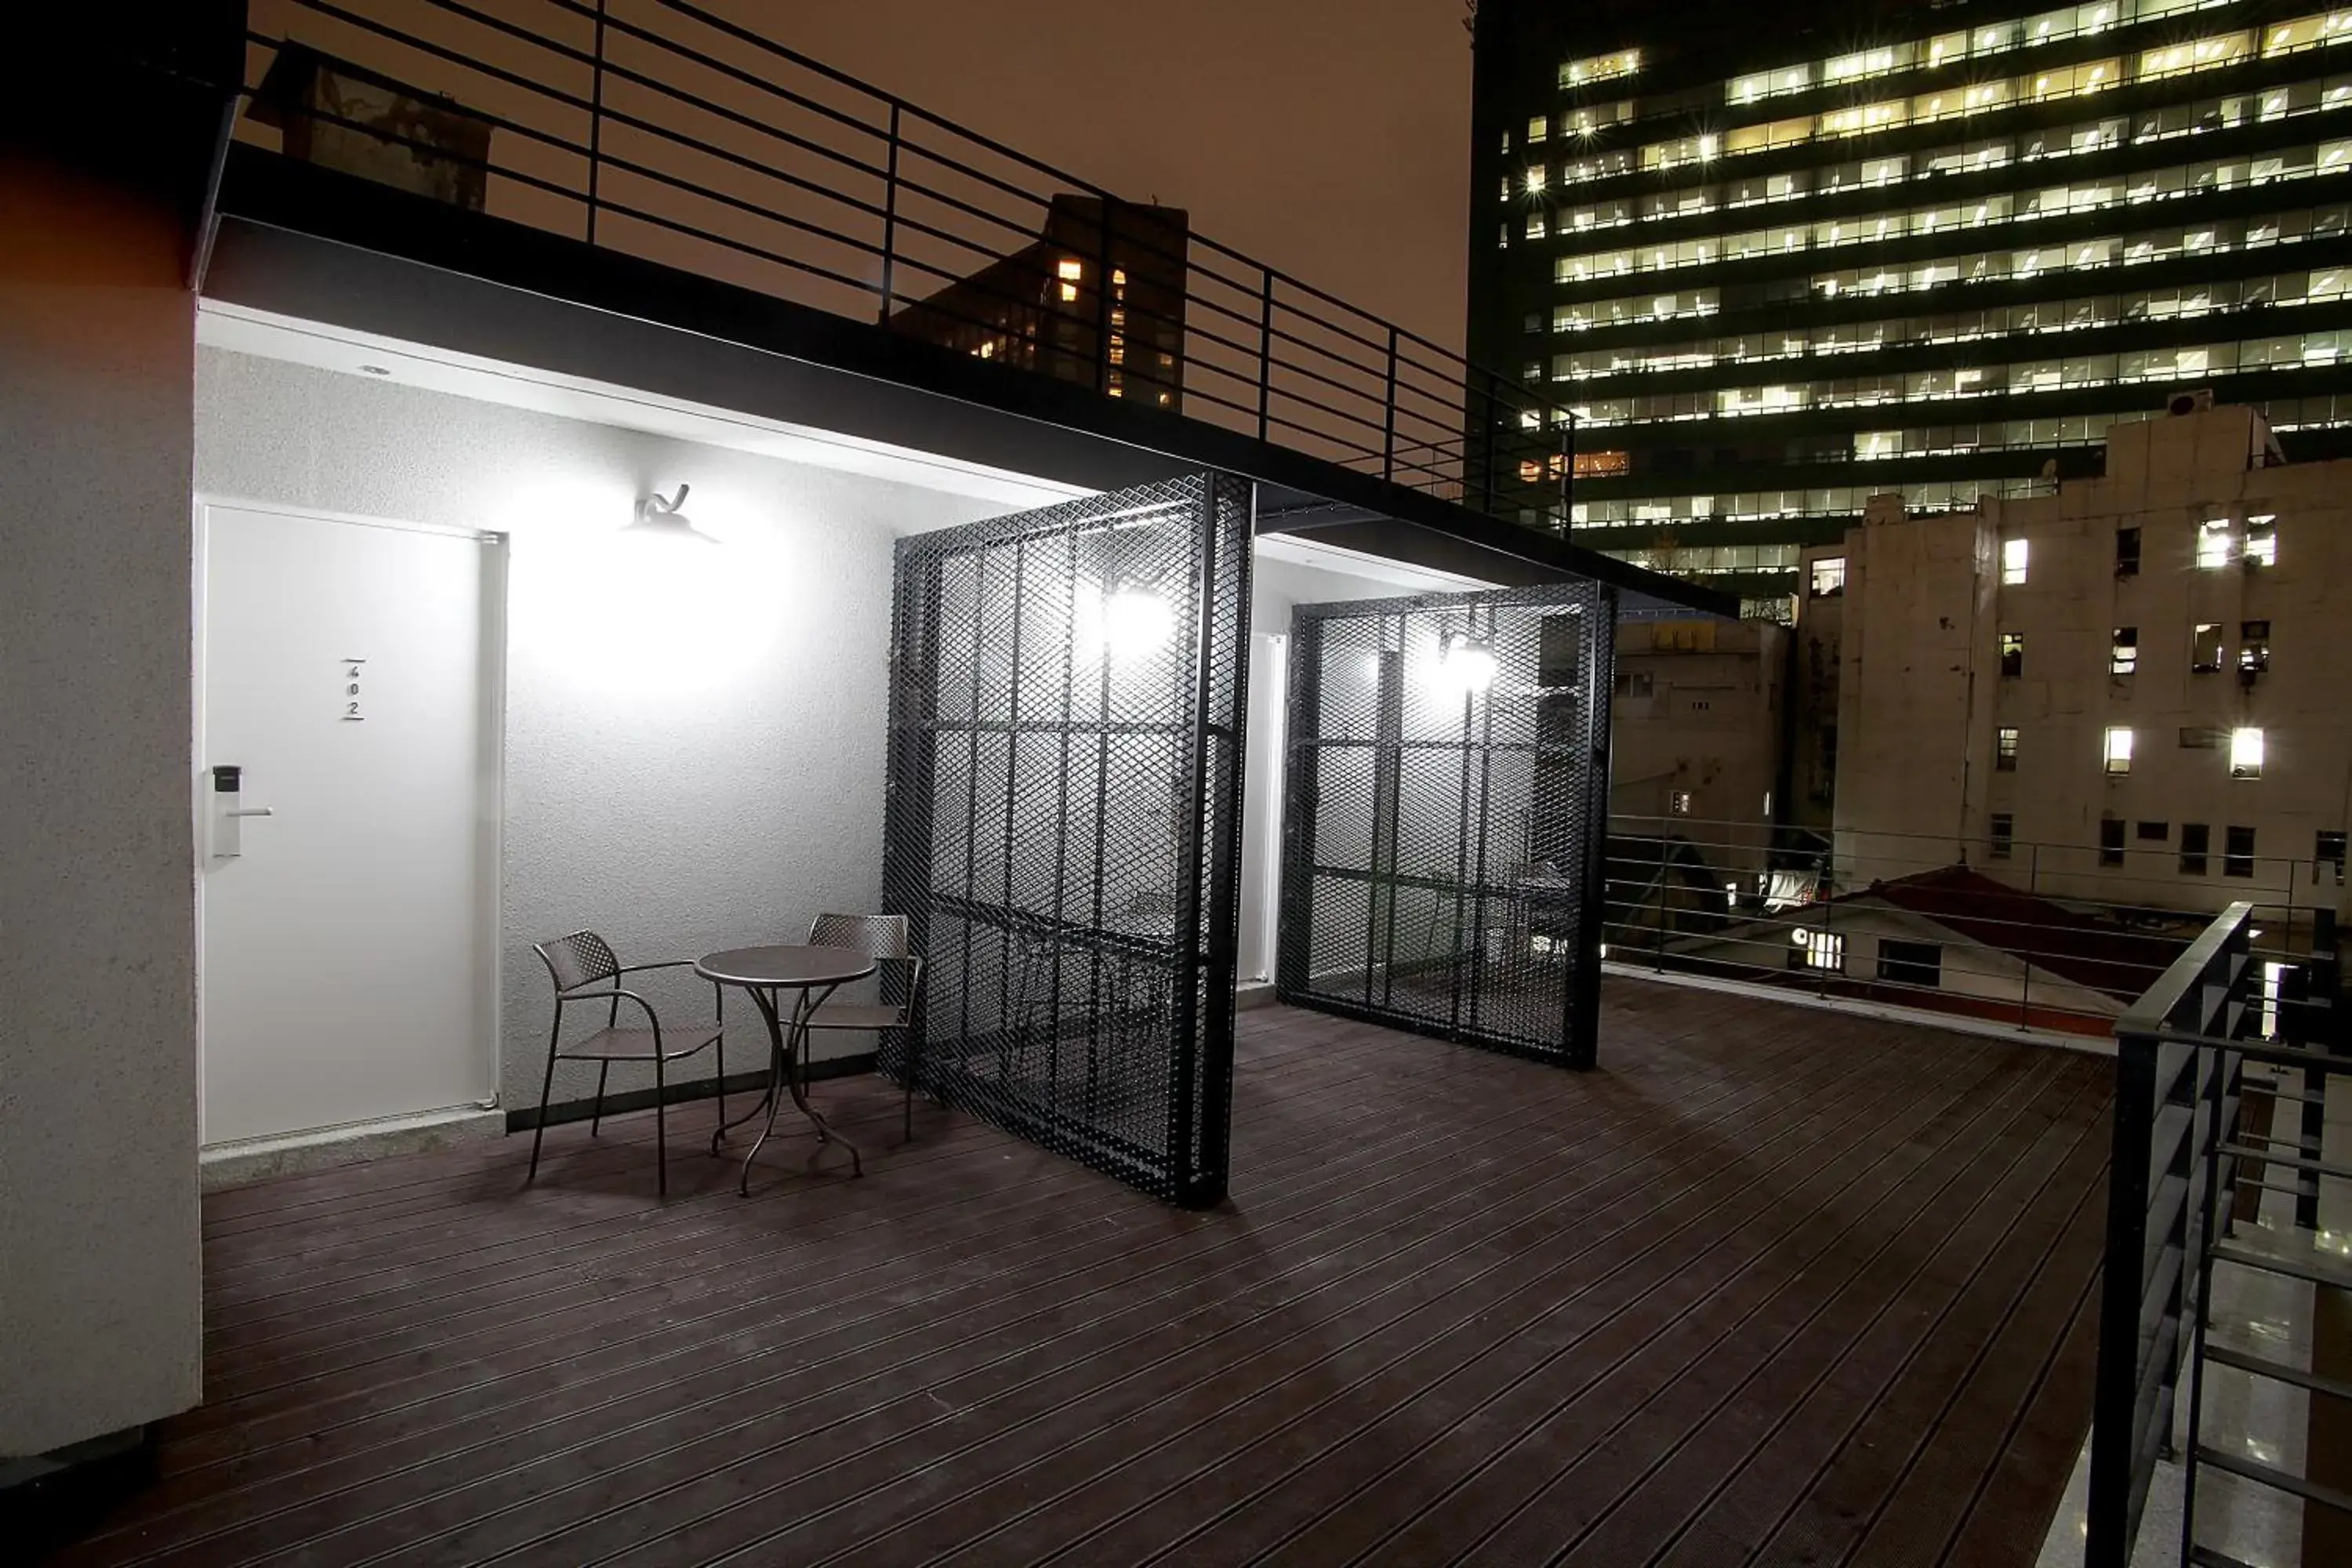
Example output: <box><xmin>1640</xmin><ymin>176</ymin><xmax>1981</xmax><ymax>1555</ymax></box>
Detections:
<box><xmin>711</xmin><ymin>979</ymin><xmax>863</xmax><ymax>1193</ymax></box>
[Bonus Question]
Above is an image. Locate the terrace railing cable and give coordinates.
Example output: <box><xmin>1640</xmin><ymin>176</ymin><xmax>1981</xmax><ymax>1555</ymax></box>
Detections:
<box><xmin>234</xmin><ymin>0</ymin><xmax>1573</xmax><ymax>520</ymax></box>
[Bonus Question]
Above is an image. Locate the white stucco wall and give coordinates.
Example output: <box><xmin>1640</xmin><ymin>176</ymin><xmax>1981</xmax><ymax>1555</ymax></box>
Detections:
<box><xmin>1</xmin><ymin>172</ymin><xmax>204</xmax><ymax>1456</ymax></box>
<box><xmin>194</xmin><ymin>347</ymin><xmax>1011</xmax><ymax>1114</ymax></box>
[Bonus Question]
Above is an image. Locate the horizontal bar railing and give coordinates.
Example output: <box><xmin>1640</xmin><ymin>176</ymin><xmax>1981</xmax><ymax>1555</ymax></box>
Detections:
<box><xmin>2083</xmin><ymin>902</ymin><xmax>2256</xmax><ymax>1568</ymax></box>
<box><xmin>233</xmin><ymin>0</ymin><xmax>1570</xmax><ymax>519</ymax></box>
<box><xmin>2082</xmin><ymin>895</ymin><xmax>2347</xmax><ymax>1567</ymax></box>
<box><xmin>1592</xmin><ymin>814</ymin><xmax>2335</xmax><ymax>1036</ymax></box>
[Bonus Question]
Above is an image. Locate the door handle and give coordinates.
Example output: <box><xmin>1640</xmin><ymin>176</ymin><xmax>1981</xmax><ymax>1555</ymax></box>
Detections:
<box><xmin>209</xmin><ymin>766</ymin><xmax>270</xmax><ymax>859</ymax></box>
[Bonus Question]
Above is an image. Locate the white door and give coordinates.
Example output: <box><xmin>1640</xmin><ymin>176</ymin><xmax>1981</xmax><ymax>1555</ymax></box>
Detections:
<box><xmin>1237</xmin><ymin>633</ymin><xmax>1288</xmax><ymax>985</ymax></box>
<box><xmin>199</xmin><ymin>503</ymin><xmax>501</xmax><ymax>1146</ymax></box>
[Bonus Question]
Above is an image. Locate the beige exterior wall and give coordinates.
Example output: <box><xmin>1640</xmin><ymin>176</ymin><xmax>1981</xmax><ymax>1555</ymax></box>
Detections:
<box><xmin>1807</xmin><ymin>405</ymin><xmax>2352</xmax><ymax>916</ymax></box>
<box><xmin>1610</xmin><ymin>617</ymin><xmax>1787</xmax><ymax>878</ymax></box>
<box><xmin>1789</xmin><ymin>575</ymin><xmax>1842</xmax><ymax>834</ymax></box>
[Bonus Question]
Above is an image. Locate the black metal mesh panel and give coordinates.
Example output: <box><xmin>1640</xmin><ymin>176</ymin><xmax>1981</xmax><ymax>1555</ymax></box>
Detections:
<box><xmin>882</xmin><ymin>474</ymin><xmax>1250</xmax><ymax>1207</ymax></box>
<box><xmin>1278</xmin><ymin>583</ymin><xmax>1617</xmax><ymax>1066</ymax></box>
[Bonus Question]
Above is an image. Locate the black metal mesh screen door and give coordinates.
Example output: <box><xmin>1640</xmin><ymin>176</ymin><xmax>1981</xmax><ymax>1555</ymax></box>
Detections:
<box><xmin>1277</xmin><ymin>583</ymin><xmax>1617</xmax><ymax>1065</ymax></box>
<box><xmin>881</xmin><ymin>474</ymin><xmax>1251</xmax><ymax>1207</ymax></box>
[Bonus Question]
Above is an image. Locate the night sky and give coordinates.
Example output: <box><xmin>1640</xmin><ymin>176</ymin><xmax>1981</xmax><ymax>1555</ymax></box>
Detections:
<box><xmin>769</xmin><ymin>0</ymin><xmax>1476</xmax><ymax>354</ymax></box>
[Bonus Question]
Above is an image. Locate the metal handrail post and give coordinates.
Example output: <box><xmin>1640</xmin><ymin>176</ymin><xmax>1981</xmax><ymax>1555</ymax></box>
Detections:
<box><xmin>586</xmin><ymin>0</ymin><xmax>608</xmax><ymax>245</ymax></box>
<box><xmin>2177</xmin><ymin>1036</ymin><xmax>2228</xmax><ymax>1564</ymax></box>
<box><xmin>1094</xmin><ymin>195</ymin><xmax>1115</xmax><ymax>394</ymax></box>
<box><xmin>1477</xmin><ymin>374</ymin><xmax>1497</xmax><ymax>516</ymax></box>
<box><xmin>2085</xmin><ymin>1029</ymin><xmax>2159</xmax><ymax>1568</ymax></box>
<box><xmin>1256</xmin><ymin>271</ymin><xmax>1275</xmax><ymax>440</ymax></box>
<box><xmin>876</xmin><ymin>101</ymin><xmax>902</xmax><ymax>323</ymax></box>
<box><xmin>1653</xmin><ymin>820</ymin><xmax>1668</xmax><ymax>974</ymax></box>
<box><xmin>2021</xmin><ymin>843</ymin><xmax>2038</xmax><ymax>1029</ymax></box>
<box><xmin>1559</xmin><ymin>408</ymin><xmax>1575</xmax><ymax>534</ymax></box>
<box><xmin>1381</xmin><ymin>325</ymin><xmax>1399</xmax><ymax>482</ymax></box>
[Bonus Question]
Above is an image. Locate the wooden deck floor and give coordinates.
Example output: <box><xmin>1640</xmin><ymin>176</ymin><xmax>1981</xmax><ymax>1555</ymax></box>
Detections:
<box><xmin>55</xmin><ymin>980</ymin><xmax>2114</xmax><ymax>1568</ymax></box>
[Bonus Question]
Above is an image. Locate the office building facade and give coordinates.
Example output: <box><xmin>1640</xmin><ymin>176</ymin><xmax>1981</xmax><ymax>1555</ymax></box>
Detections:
<box><xmin>1468</xmin><ymin>0</ymin><xmax>2352</xmax><ymax>615</ymax></box>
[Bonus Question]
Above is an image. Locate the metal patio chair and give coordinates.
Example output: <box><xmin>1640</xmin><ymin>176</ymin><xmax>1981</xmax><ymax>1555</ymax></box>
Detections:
<box><xmin>800</xmin><ymin>913</ymin><xmax>927</xmax><ymax>1141</ymax></box>
<box><xmin>528</xmin><ymin>931</ymin><xmax>724</xmax><ymax>1195</ymax></box>
<box><xmin>1006</xmin><ymin>891</ymin><xmax>1180</xmax><ymax>1116</ymax></box>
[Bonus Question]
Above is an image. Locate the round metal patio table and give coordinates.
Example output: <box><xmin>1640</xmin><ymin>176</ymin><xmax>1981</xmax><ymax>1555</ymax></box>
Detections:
<box><xmin>697</xmin><ymin>945</ymin><xmax>876</xmax><ymax>1194</ymax></box>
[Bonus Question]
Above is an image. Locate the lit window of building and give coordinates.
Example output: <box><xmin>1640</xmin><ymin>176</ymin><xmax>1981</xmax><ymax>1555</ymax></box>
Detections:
<box><xmin>1809</xmin><ymin>556</ymin><xmax>1846</xmax><ymax>597</ymax></box>
<box><xmin>1561</xmin><ymin>48</ymin><xmax>1641</xmax><ymax>89</ymax></box>
<box><xmin>2197</xmin><ymin>516</ymin><xmax>2235</xmax><ymax>567</ymax></box>
<box><xmin>1998</xmin><ymin>726</ymin><xmax>2020</xmax><ymax>770</ymax></box>
<box><xmin>2239</xmin><ymin>619</ymin><xmax>2271</xmax><ymax>674</ymax></box>
<box><xmin>1792</xmin><ymin>927</ymin><xmax>1846</xmax><ymax>971</ymax></box>
<box><xmin>2111</xmin><ymin>626</ymin><xmax>2139</xmax><ymax>674</ymax></box>
<box><xmin>1472</xmin><ymin>2</ymin><xmax>2352</xmax><ymax>601</ymax></box>
<box><xmin>2230</xmin><ymin>727</ymin><xmax>2267</xmax><ymax>778</ymax></box>
<box><xmin>2105</xmin><ymin>726</ymin><xmax>2136</xmax><ymax>775</ymax></box>
<box><xmin>2002</xmin><ymin>538</ymin><xmax>2031</xmax><ymax>583</ymax></box>
<box><xmin>1573</xmin><ymin>449</ymin><xmax>1631</xmax><ymax>477</ymax></box>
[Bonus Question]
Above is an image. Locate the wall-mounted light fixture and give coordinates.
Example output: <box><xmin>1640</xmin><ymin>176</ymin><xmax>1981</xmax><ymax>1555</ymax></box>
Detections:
<box><xmin>625</xmin><ymin>485</ymin><xmax>720</xmax><ymax>545</ymax></box>
<box><xmin>1102</xmin><ymin>583</ymin><xmax>1174</xmax><ymax>660</ymax></box>
<box><xmin>1438</xmin><ymin>629</ymin><xmax>1497</xmax><ymax>692</ymax></box>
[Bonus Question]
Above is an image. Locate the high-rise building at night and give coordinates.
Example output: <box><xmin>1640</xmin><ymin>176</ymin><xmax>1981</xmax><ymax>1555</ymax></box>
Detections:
<box><xmin>1468</xmin><ymin>0</ymin><xmax>2352</xmax><ymax>616</ymax></box>
<box><xmin>895</xmin><ymin>194</ymin><xmax>1189</xmax><ymax>412</ymax></box>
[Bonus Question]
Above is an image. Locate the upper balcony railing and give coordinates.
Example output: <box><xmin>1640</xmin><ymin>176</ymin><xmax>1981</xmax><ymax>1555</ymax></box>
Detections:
<box><xmin>232</xmin><ymin>0</ymin><xmax>1571</xmax><ymax>518</ymax></box>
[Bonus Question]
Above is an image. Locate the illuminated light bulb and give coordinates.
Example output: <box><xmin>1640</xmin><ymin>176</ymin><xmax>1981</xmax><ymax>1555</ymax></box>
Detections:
<box><xmin>1438</xmin><ymin>630</ymin><xmax>1497</xmax><ymax>693</ymax></box>
<box><xmin>1102</xmin><ymin>586</ymin><xmax>1174</xmax><ymax>660</ymax></box>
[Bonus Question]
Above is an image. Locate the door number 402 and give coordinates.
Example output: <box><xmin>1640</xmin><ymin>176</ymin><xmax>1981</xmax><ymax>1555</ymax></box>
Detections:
<box><xmin>343</xmin><ymin>658</ymin><xmax>368</xmax><ymax>722</ymax></box>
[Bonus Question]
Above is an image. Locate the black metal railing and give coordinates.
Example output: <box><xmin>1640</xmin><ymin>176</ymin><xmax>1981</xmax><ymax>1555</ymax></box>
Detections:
<box><xmin>2084</xmin><ymin>902</ymin><xmax>2260</xmax><ymax>1568</ymax></box>
<box><xmin>1599</xmin><ymin>816</ymin><xmax>2337</xmax><ymax>1040</ymax></box>
<box><xmin>2081</xmin><ymin>898</ymin><xmax>2349</xmax><ymax>1567</ymax></box>
<box><xmin>233</xmin><ymin>0</ymin><xmax>1571</xmax><ymax>518</ymax></box>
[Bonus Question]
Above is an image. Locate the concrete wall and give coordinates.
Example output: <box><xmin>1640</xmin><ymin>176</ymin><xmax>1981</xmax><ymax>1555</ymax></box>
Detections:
<box><xmin>1790</xmin><ymin>555</ymin><xmax>1843</xmax><ymax>833</ymax></box>
<box><xmin>1610</xmin><ymin>618</ymin><xmax>1787</xmax><ymax>879</ymax></box>
<box><xmin>0</xmin><ymin>161</ymin><xmax>204</xmax><ymax>1456</ymax></box>
<box><xmin>194</xmin><ymin>348</ymin><xmax>1009</xmax><ymax>1112</ymax></box>
<box><xmin>1832</xmin><ymin>495</ymin><xmax>2002</xmax><ymax>891</ymax></box>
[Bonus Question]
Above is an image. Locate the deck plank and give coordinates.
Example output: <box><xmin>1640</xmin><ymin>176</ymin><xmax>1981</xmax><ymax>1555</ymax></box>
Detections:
<box><xmin>49</xmin><ymin>981</ymin><xmax>2111</xmax><ymax>1568</ymax></box>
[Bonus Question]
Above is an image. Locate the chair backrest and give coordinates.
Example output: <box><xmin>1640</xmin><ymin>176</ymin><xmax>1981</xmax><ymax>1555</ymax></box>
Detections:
<box><xmin>808</xmin><ymin>912</ymin><xmax>910</xmax><ymax>961</ymax></box>
<box><xmin>809</xmin><ymin>913</ymin><xmax>917</xmax><ymax>1008</ymax></box>
<box><xmin>1116</xmin><ymin>889</ymin><xmax>1181</xmax><ymax>935</ymax></box>
<box><xmin>535</xmin><ymin>930</ymin><xmax>619</xmax><ymax>993</ymax></box>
